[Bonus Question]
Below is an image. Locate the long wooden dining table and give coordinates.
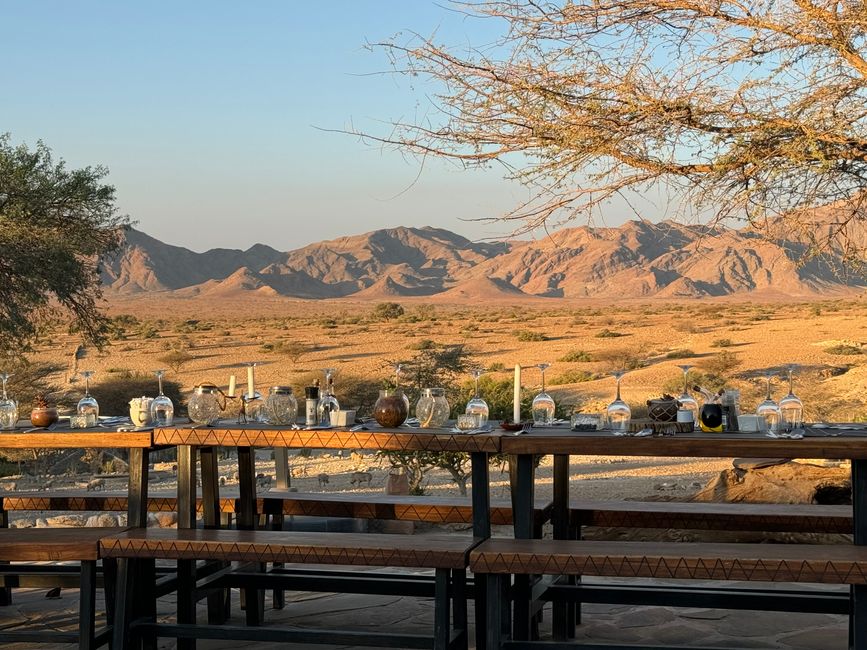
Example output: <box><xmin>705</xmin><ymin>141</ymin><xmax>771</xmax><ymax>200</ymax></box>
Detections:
<box><xmin>501</xmin><ymin>426</ymin><xmax>867</xmax><ymax>645</ymax></box>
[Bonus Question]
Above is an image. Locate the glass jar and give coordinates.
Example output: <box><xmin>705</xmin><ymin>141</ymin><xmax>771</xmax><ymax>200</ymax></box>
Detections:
<box><xmin>415</xmin><ymin>388</ymin><xmax>450</xmax><ymax>428</ymax></box>
<box><xmin>0</xmin><ymin>398</ymin><xmax>17</xmax><ymax>430</ymax></box>
<box><xmin>188</xmin><ymin>383</ymin><xmax>224</xmax><ymax>426</ymax></box>
<box><xmin>373</xmin><ymin>389</ymin><xmax>408</xmax><ymax>428</ymax></box>
<box><xmin>266</xmin><ymin>386</ymin><xmax>298</xmax><ymax>425</ymax></box>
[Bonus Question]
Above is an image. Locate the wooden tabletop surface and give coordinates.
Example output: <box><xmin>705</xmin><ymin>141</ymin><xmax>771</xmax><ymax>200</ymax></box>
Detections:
<box><xmin>499</xmin><ymin>427</ymin><xmax>867</xmax><ymax>459</ymax></box>
<box><xmin>0</xmin><ymin>430</ymin><xmax>154</xmax><ymax>449</ymax></box>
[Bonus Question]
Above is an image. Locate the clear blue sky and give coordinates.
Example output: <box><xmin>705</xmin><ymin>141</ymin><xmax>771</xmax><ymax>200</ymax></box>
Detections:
<box><xmin>0</xmin><ymin>1</ymin><xmax>634</xmax><ymax>251</ymax></box>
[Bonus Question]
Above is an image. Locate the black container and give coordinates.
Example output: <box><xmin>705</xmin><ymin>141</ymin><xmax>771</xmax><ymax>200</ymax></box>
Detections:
<box><xmin>699</xmin><ymin>403</ymin><xmax>723</xmax><ymax>432</ymax></box>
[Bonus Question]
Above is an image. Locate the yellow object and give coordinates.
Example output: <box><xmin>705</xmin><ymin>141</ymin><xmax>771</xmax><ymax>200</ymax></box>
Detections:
<box><xmin>700</xmin><ymin>421</ymin><xmax>723</xmax><ymax>433</ymax></box>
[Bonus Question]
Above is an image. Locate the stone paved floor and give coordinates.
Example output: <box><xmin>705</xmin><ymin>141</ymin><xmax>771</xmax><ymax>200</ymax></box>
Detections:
<box><xmin>1</xmin><ymin>576</ymin><xmax>850</xmax><ymax>649</ymax></box>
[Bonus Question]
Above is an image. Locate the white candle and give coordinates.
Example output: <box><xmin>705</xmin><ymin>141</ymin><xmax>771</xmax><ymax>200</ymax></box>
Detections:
<box><xmin>513</xmin><ymin>364</ymin><xmax>521</xmax><ymax>423</ymax></box>
<box><xmin>247</xmin><ymin>366</ymin><xmax>255</xmax><ymax>398</ymax></box>
<box><xmin>227</xmin><ymin>375</ymin><xmax>236</xmax><ymax>398</ymax></box>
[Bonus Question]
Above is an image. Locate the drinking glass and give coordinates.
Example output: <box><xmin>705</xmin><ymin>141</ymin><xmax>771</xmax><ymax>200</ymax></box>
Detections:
<box><xmin>77</xmin><ymin>370</ymin><xmax>99</xmax><ymax>426</ymax></box>
<box><xmin>756</xmin><ymin>371</ymin><xmax>782</xmax><ymax>433</ymax></box>
<box><xmin>0</xmin><ymin>372</ymin><xmax>18</xmax><ymax>430</ymax></box>
<box><xmin>465</xmin><ymin>368</ymin><xmax>489</xmax><ymax>426</ymax></box>
<box><xmin>531</xmin><ymin>363</ymin><xmax>555</xmax><ymax>426</ymax></box>
<box><xmin>676</xmin><ymin>365</ymin><xmax>699</xmax><ymax>429</ymax></box>
<box><xmin>317</xmin><ymin>368</ymin><xmax>340</xmax><ymax>426</ymax></box>
<box><xmin>150</xmin><ymin>369</ymin><xmax>174</xmax><ymax>427</ymax></box>
<box><xmin>778</xmin><ymin>365</ymin><xmax>804</xmax><ymax>432</ymax></box>
<box><xmin>242</xmin><ymin>361</ymin><xmax>266</xmax><ymax>422</ymax></box>
<box><xmin>606</xmin><ymin>370</ymin><xmax>631</xmax><ymax>431</ymax></box>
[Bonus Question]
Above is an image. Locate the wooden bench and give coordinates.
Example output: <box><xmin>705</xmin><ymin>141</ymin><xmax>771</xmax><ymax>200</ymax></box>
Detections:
<box><xmin>101</xmin><ymin>528</ymin><xmax>477</xmax><ymax>649</ymax></box>
<box><xmin>262</xmin><ymin>491</ymin><xmax>552</xmax><ymax>530</ymax></box>
<box><xmin>570</xmin><ymin>500</ymin><xmax>853</xmax><ymax>534</ymax></box>
<box><xmin>0</xmin><ymin>491</ymin><xmax>238</xmax><ymax>517</ymax></box>
<box><xmin>471</xmin><ymin>538</ymin><xmax>866</xmax><ymax>648</ymax></box>
<box><xmin>0</xmin><ymin>527</ymin><xmax>123</xmax><ymax>649</ymax></box>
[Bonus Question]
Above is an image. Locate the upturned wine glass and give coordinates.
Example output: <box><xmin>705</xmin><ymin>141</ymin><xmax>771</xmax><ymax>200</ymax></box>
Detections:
<box><xmin>676</xmin><ymin>365</ymin><xmax>699</xmax><ymax>429</ymax></box>
<box><xmin>150</xmin><ymin>369</ymin><xmax>174</xmax><ymax>427</ymax></box>
<box><xmin>393</xmin><ymin>363</ymin><xmax>410</xmax><ymax>412</ymax></box>
<box><xmin>756</xmin><ymin>371</ymin><xmax>782</xmax><ymax>433</ymax></box>
<box><xmin>778</xmin><ymin>365</ymin><xmax>804</xmax><ymax>432</ymax></box>
<box><xmin>606</xmin><ymin>370</ymin><xmax>631</xmax><ymax>431</ymax></box>
<box><xmin>77</xmin><ymin>370</ymin><xmax>99</xmax><ymax>426</ymax></box>
<box><xmin>531</xmin><ymin>363</ymin><xmax>555</xmax><ymax>426</ymax></box>
<box><xmin>0</xmin><ymin>372</ymin><xmax>18</xmax><ymax>430</ymax></box>
<box><xmin>465</xmin><ymin>368</ymin><xmax>489</xmax><ymax>426</ymax></box>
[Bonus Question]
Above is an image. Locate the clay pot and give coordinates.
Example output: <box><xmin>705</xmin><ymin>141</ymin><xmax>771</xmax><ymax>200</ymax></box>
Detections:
<box><xmin>373</xmin><ymin>390</ymin><xmax>408</xmax><ymax>428</ymax></box>
<box><xmin>30</xmin><ymin>407</ymin><xmax>58</xmax><ymax>428</ymax></box>
<box><xmin>646</xmin><ymin>398</ymin><xmax>678</xmax><ymax>422</ymax></box>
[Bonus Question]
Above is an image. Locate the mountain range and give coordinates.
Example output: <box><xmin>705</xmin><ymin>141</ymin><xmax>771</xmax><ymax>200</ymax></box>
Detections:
<box><xmin>101</xmin><ymin>220</ymin><xmax>867</xmax><ymax>301</ymax></box>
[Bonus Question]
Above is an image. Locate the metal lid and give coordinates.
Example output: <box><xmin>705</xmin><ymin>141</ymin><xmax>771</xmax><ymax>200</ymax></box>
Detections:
<box><xmin>421</xmin><ymin>387</ymin><xmax>445</xmax><ymax>397</ymax></box>
<box><xmin>194</xmin><ymin>383</ymin><xmax>221</xmax><ymax>395</ymax></box>
<box><xmin>269</xmin><ymin>386</ymin><xmax>294</xmax><ymax>395</ymax></box>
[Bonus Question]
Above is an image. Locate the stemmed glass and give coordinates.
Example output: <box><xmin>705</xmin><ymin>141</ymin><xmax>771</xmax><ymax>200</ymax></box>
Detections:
<box><xmin>531</xmin><ymin>363</ymin><xmax>555</xmax><ymax>426</ymax></box>
<box><xmin>465</xmin><ymin>368</ymin><xmax>489</xmax><ymax>426</ymax></box>
<box><xmin>756</xmin><ymin>370</ymin><xmax>782</xmax><ymax>433</ymax></box>
<box><xmin>150</xmin><ymin>370</ymin><xmax>174</xmax><ymax>427</ymax></box>
<box><xmin>317</xmin><ymin>368</ymin><xmax>340</xmax><ymax>426</ymax></box>
<box><xmin>778</xmin><ymin>365</ymin><xmax>804</xmax><ymax>432</ymax></box>
<box><xmin>606</xmin><ymin>371</ymin><xmax>631</xmax><ymax>431</ymax></box>
<box><xmin>242</xmin><ymin>361</ymin><xmax>265</xmax><ymax>422</ymax></box>
<box><xmin>676</xmin><ymin>365</ymin><xmax>699</xmax><ymax>429</ymax></box>
<box><xmin>77</xmin><ymin>370</ymin><xmax>99</xmax><ymax>426</ymax></box>
<box><xmin>0</xmin><ymin>373</ymin><xmax>18</xmax><ymax>430</ymax></box>
<box><xmin>394</xmin><ymin>363</ymin><xmax>410</xmax><ymax>413</ymax></box>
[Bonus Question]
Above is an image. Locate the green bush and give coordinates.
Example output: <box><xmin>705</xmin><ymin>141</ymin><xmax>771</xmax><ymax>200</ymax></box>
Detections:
<box><xmin>157</xmin><ymin>349</ymin><xmax>195</xmax><ymax>373</ymax></box>
<box><xmin>710</xmin><ymin>338</ymin><xmax>735</xmax><ymax>348</ymax></box>
<box><xmin>90</xmin><ymin>372</ymin><xmax>184</xmax><ymax>417</ymax></box>
<box><xmin>665</xmin><ymin>349</ymin><xmax>696</xmax><ymax>359</ymax></box>
<box><xmin>595</xmin><ymin>328</ymin><xmax>626</xmax><ymax>338</ymax></box>
<box><xmin>372</xmin><ymin>302</ymin><xmax>405</xmax><ymax>321</ymax></box>
<box><xmin>514</xmin><ymin>330</ymin><xmax>547</xmax><ymax>342</ymax></box>
<box><xmin>824</xmin><ymin>344</ymin><xmax>863</xmax><ymax>355</ymax></box>
<box><xmin>407</xmin><ymin>339</ymin><xmax>436</xmax><ymax>351</ymax></box>
<box><xmin>549</xmin><ymin>370</ymin><xmax>596</xmax><ymax>385</ymax></box>
<box><xmin>558</xmin><ymin>349</ymin><xmax>593</xmax><ymax>362</ymax></box>
<box><xmin>699</xmin><ymin>350</ymin><xmax>741</xmax><ymax>377</ymax></box>
<box><xmin>487</xmin><ymin>362</ymin><xmax>506</xmax><ymax>372</ymax></box>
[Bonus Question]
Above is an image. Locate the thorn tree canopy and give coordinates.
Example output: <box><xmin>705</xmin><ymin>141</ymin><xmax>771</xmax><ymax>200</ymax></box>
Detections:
<box><xmin>365</xmin><ymin>0</ymin><xmax>867</xmax><ymax>262</ymax></box>
<box><xmin>0</xmin><ymin>135</ymin><xmax>126</xmax><ymax>357</ymax></box>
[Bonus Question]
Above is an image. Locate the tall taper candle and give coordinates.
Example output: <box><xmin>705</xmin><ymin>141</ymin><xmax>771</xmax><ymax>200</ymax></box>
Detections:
<box><xmin>227</xmin><ymin>375</ymin><xmax>236</xmax><ymax>398</ymax></box>
<box><xmin>513</xmin><ymin>364</ymin><xmax>521</xmax><ymax>423</ymax></box>
<box><xmin>247</xmin><ymin>365</ymin><xmax>255</xmax><ymax>399</ymax></box>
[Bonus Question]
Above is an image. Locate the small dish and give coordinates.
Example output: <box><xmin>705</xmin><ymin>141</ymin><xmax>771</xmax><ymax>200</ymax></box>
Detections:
<box><xmin>500</xmin><ymin>421</ymin><xmax>530</xmax><ymax>432</ymax></box>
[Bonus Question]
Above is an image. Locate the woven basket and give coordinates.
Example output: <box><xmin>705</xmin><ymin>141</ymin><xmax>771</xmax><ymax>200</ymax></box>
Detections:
<box><xmin>646</xmin><ymin>398</ymin><xmax>679</xmax><ymax>422</ymax></box>
<box><xmin>628</xmin><ymin>418</ymin><xmax>694</xmax><ymax>434</ymax></box>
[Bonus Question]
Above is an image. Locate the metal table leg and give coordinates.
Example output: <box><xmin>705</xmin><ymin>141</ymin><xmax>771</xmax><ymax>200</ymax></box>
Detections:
<box><xmin>237</xmin><ymin>445</ymin><xmax>264</xmax><ymax>626</ymax></box>
<box><xmin>176</xmin><ymin>445</ymin><xmax>197</xmax><ymax>650</ymax></box>
<box><xmin>852</xmin><ymin>459</ymin><xmax>867</xmax><ymax>649</ymax></box>
<box><xmin>512</xmin><ymin>453</ymin><xmax>536</xmax><ymax>640</ymax></box>
<box><xmin>471</xmin><ymin>451</ymin><xmax>491</xmax><ymax>650</ymax></box>
<box><xmin>551</xmin><ymin>453</ymin><xmax>576</xmax><ymax>640</ymax></box>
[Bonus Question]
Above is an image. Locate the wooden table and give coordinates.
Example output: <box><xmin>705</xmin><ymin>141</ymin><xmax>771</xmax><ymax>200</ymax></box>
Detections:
<box><xmin>501</xmin><ymin>427</ymin><xmax>867</xmax><ymax>644</ymax></box>
<box><xmin>154</xmin><ymin>423</ymin><xmax>501</xmax><ymax>648</ymax></box>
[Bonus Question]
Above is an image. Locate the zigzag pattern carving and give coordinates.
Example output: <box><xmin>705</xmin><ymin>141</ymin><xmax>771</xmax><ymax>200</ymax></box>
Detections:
<box><xmin>155</xmin><ymin>426</ymin><xmax>500</xmax><ymax>452</ymax></box>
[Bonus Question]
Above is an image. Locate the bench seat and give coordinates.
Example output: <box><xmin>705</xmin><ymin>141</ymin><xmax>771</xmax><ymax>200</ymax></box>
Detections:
<box><xmin>570</xmin><ymin>500</ymin><xmax>853</xmax><ymax>534</ymax></box>
<box><xmin>0</xmin><ymin>527</ymin><xmax>123</xmax><ymax>648</ymax></box>
<box><xmin>262</xmin><ymin>491</ymin><xmax>552</xmax><ymax>527</ymax></box>
<box><xmin>471</xmin><ymin>538</ymin><xmax>867</xmax><ymax>584</ymax></box>
<box><xmin>2</xmin><ymin>491</ymin><xmax>237</xmax><ymax>514</ymax></box>
<box><xmin>102</xmin><ymin>528</ymin><xmax>475</xmax><ymax>649</ymax></box>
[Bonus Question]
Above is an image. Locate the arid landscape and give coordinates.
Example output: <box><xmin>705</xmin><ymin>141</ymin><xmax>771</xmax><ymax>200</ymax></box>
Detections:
<box><xmin>4</xmin><ymin>221</ymin><xmax>865</xmax><ymax>510</ymax></box>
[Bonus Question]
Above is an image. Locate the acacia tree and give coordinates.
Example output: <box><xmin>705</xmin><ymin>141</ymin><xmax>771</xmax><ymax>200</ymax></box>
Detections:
<box><xmin>366</xmin><ymin>1</ymin><xmax>867</xmax><ymax>262</ymax></box>
<box><xmin>0</xmin><ymin>135</ymin><xmax>125</xmax><ymax>357</ymax></box>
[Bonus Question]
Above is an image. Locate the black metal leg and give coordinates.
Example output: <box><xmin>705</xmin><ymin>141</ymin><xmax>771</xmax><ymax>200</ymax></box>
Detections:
<box><xmin>271</xmin><ymin>512</ymin><xmax>285</xmax><ymax>609</ymax></box>
<box><xmin>111</xmin><ymin>559</ymin><xmax>132</xmax><ymax>650</ymax></box>
<box><xmin>452</xmin><ymin>568</ymin><xmax>467</xmax><ymax>644</ymax></box>
<box><xmin>471</xmin><ymin>451</ymin><xmax>491</xmax><ymax>650</ymax></box>
<box><xmin>103</xmin><ymin>558</ymin><xmax>117</xmax><ymax>632</ymax></box>
<box><xmin>176</xmin><ymin>445</ymin><xmax>197</xmax><ymax>650</ymax></box>
<box><xmin>434</xmin><ymin>568</ymin><xmax>450</xmax><ymax>650</ymax></box>
<box><xmin>78</xmin><ymin>560</ymin><xmax>96</xmax><ymax>650</ymax></box>
<box><xmin>199</xmin><ymin>446</ymin><xmax>229</xmax><ymax>625</ymax></box>
<box><xmin>237</xmin><ymin>445</ymin><xmax>263</xmax><ymax>626</ymax></box>
<box><xmin>0</xmin><ymin>507</ymin><xmax>10</xmax><ymax>606</ymax></box>
<box><xmin>551</xmin><ymin>453</ymin><xmax>576</xmax><ymax>640</ymax></box>
<box><xmin>852</xmin><ymin>459</ymin><xmax>867</xmax><ymax>649</ymax></box>
<box><xmin>486</xmin><ymin>574</ymin><xmax>506</xmax><ymax>650</ymax></box>
<box><xmin>512</xmin><ymin>453</ymin><xmax>536</xmax><ymax>640</ymax></box>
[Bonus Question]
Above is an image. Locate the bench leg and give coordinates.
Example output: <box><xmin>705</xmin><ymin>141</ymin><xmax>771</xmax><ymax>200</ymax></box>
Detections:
<box><xmin>451</xmin><ymin>569</ymin><xmax>467</xmax><ymax>649</ymax></box>
<box><xmin>0</xmin><ymin>508</ymin><xmax>10</xmax><ymax>606</ymax></box>
<box><xmin>486</xmin><ymin>574</ymin><xmax>508</xmax><ymax>649</ymax></box>
<box><xmin>111</xmin><ymin>559</ymin><xmax>134</xmax><ymax>650</ymax></box>
<box><xmin>78</xmin><ymin>560</ymin><xmax>96</xmax><ymax>650</ymax></box>
<box><xmin>177</xmin><ymin>559</ymin><xmax>197</xmax><ymax>649</ymax></box>
<box><xmin>434</xmin><ymin>568</ymin><xmax>450</xmax><ymax>650</ymax></box>
<box><xmin>103</xmin><ymin>559</ymin><xmax>117</xmax><ymax>635</ymax></box>
<box><xmin>854</xmin><ymin>585</ymin><xmax>867</xmax><ymax>649</ymax></box>
<box><xmin>271</xmin><ymin>513</ymin><xmax>285</xmax><ymax>610</ymax></box>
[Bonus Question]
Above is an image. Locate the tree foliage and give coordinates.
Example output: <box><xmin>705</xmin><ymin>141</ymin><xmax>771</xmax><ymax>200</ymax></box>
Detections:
<box><xmin>0</xmin><ymin>135</ymin><xmax>125</xmax><ymax>357</ymax></box>
<box><xmin>366</xmin><ymin>1</ymin><xmax>867</xmax><ymax>262</ymax></box>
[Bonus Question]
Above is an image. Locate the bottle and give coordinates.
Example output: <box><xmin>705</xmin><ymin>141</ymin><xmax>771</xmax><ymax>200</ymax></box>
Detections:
<box><xmin>305</xmin><ymin>384</ymin><xmax>319</xmax><ymax>427</ymax></box>
<box><xmin>317</xmin><ymin>374</ymin><xmax>340</xmax><ymax>427</ymax></box>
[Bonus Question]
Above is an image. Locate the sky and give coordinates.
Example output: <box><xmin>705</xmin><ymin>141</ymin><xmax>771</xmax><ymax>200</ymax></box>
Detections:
<box><xmin>0</xmin><ymin>1</ymin><xmax>637</xmax><ymax>251</ymax></box>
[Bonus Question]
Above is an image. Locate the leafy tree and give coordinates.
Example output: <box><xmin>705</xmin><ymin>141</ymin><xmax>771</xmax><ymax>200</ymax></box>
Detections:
<box><xmin>0</xmin><ymin>135</ymin><xmax>126</xmax><ymax>357</ymax></box>
<box><xmin>366</xmin><ymin>2</ymin><xmax>867</xmax><ymax>262</ymax></box>
<box><xmin>372</xmin><ymin>302</ymin><xmax>404</xmax><ymax>321</ymax></box>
